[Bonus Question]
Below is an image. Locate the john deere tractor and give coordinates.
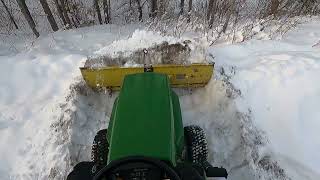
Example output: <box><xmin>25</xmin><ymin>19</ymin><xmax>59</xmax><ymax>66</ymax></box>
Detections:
<box><xmin>67</xmin><ymin>64</ymin><xmax>228</xmax><ymax>180</ymax></box>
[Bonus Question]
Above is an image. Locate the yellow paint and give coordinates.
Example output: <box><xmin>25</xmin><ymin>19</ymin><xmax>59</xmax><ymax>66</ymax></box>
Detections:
<box><xmin>80</xmin><ymin>63</ymin><xmax>214</xmax><ymax>90</ymax></box>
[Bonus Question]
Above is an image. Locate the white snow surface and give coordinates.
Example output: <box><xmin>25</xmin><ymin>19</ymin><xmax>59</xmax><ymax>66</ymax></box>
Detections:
<box><xmin>211</xmin><ymin>18</ymin><xmax>320</xmax><ymax>179</ymax></box>
<box><xmin>0</xmin><ymin>24</ymin><xmax>142</xmax><ymax>179</ymax></box>
<box><xmin>0</xmin><ymin>17</ymin><xmax>320</xmax><ymax>180</ymax></box>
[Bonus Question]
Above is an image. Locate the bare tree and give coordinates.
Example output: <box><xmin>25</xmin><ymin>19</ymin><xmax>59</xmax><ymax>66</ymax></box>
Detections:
<box><xmin>186</xmin><ymin>0</ymin><xmax>192</xmax><ymax>22</ymax></box>
<box><xmin>207</xmin><ymin>0</ymin><xmax>216</xmax><ymax>28</ymax></box>
<box><xmin>188</xmin><ymin>0</ymin><xmax>192</xmax><ymax>13</ymax></box>
<box><xmin>150</xmin><ymin>0</ymin><xmax>157</xmax><ymax>18</ymax></box>
<box><xmin>158</xmin><ymin>0</ymin><xmax>165</xmax><ymax>16</ymax></box>
<box><xmin>103</xmin><ymin>0</ymin><xmax>111</xmax><ymax>24</ymax></box>
<box><xmin>59</xmin><ymin>0</ymin><xmax>72</xmax><ymax>27</ymax></box>
<box><xmin>16</xmin><ymin>0</ymin><xmax>40</xmax><ymax>37</ymax></box>
<box><xmin>207</xmin><ymin>0</ymin><xmax>214</xmax><ymax>20</ymax></box>
<box><xmin>270</xmin><ymin>0</ymin><xmax>280</xmax><ymax>15</ymax></box>
<box><xmin>94</xmin><ymin>0</ymin><xmax>102</xmax><ymax>24</ymax></box>
<box><xmin>67</xmin><ymin>1</ymin><xmax>81</xmax><ymax>27</ymax></box>
<box><xmin>135</xmin><ymin>0</ymin><xmax>143</xmax><ymax>21</ymax></box>
<box><xmin>222</xmin><ymin>11</ymin><xmax>231</xmax><ymax>33</ymax></box>
<box><xmin>108</xmin><ymin>0</ymin><xmax>111</xmax><ymax>22</ymax></box>
<box><xmin>39</xmin><ymin>0</ymin><xmax>59</xmax><ymax>31</ymax></box>
<box><xmin>298</xmin><ymin>0</ymin><xmax>317</xmax><ymax>15</ymax></box>
<box><xmin>222</xmin><ymin>1</ymin><xmax>234</xmax><ymax>33</ymax></box>
<box><xmin>180</xmin><ymin>0</ymin><xmax>185</xmax><ymax>15</ymax></box>
<box><xmin>53</xmin><ymin>0</ymin><xmax>67</xmax><ymax>26</ymax></box>
<box><xmin>0</xmin><ymin>0</ymin><xmax>18</xmax><ymax>29</ymax></box>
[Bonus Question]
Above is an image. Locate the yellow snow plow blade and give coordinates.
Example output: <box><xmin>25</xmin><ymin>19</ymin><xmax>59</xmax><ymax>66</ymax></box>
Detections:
<box><xmin>80</xmin><ymin>63</ymin><xmax>214</xmax><ymax>90</ymax></box>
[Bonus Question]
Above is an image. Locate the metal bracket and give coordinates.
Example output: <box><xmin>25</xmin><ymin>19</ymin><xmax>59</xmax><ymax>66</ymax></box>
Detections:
<box><xmin>144</xmin><ymin>64</ymin><xmax>153</xmax><ymax>72</ymax></box>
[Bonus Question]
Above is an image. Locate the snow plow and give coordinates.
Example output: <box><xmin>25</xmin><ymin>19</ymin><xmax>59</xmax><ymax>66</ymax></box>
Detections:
<box><xmin>67</xmin><ymin>63</ymin><xmax>228</xmax><ymax>180</ymax></box>
<box><xmin>80</xmin><ymin>63</ymin><xmax>214</xmax><ymax>90</ymax></box>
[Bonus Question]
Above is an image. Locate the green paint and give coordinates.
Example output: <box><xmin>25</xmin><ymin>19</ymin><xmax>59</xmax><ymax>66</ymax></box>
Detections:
<box><xmin>107</xmin><ymin>73</ymin><xmax>184</xmax><ymax>167</ymax></box>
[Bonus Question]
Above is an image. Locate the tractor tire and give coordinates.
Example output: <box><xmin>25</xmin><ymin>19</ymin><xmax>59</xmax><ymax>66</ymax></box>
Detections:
<box><xmin>91</xmin><ymin>129</ymin><xmax>109</xmax><ymax>170</ymax></box>
<box><xmin>184</xmin><ymin>125</ymin><xmax>208</xmax><ymax>164</ymax></box>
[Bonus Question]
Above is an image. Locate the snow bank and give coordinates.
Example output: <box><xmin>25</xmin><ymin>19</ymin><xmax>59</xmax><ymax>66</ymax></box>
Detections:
<box><xmin>0</xmin><ymin>42</ymin><xmax>85</xmax><ymax>180</ymax></box>
<box><xmin>211</xmin><ymin>17</ymin><xmax>320</xmax><ymax>179</ymax></box>
<box><xmin>0</xmin><ymin>24</ymin><xmax>140</xmax><ymax>179</ymax></box>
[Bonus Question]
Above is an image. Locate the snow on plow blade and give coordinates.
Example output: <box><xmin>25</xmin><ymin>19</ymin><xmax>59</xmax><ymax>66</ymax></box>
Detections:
<box><xmin>80</xmin><ymin>63</ymin><xmax>214</xmax><ymax>90</ymax></box>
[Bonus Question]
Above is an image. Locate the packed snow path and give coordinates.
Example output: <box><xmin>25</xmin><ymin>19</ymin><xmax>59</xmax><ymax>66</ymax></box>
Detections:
<box><xmin>0</xmin><ymin>18</ymin><xmax>320</xmax><ymax>180</ymax></box>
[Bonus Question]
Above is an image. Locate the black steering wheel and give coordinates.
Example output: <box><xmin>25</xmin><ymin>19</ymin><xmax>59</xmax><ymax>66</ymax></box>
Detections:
<box><xmin>93</xmin><ymin>156</ymin><xmax>181</xmax><ymax>180</ymax></box>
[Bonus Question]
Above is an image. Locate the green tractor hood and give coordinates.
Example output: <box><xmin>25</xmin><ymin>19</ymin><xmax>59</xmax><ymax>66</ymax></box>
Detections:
<box><xmin>107</xmin><ymin>73</ymin><xmax>184</xmax><ymax>166</ymax></box>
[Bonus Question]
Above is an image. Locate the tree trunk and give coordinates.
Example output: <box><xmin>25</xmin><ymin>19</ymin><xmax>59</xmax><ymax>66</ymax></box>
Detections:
<box><xmin>222</xmin><ymin>1</ymin><xmax>234</xmax><ymax>33</ymax></box>
<box><xmin>297</xmin><ymin>0</ymin><xmax>309</xmax><ymax>15</ymax></box>
<box><xmin>135</xmin><ymin>0</ymin><xmax>143</xmax><ymax>21</ymax></box>
<box><xmin>102</xmin><ymin>0</ymin><xmax>108</xmax><ymax>23</ymax></box>
<box><xmin>94</xmin><ymin>0</ymin><xmax>102</xmax><ymax>24</ymax></box>
<box><xmin>39</xmin><ymin>0</ymin><xmax>59</xmax><ymax>31</ymax></box>
<box><xmin>53</xmin><ymin>0</ymin><xmax>67</xmax><ymax>26</ymax></box>
<box><xmin>150</xmin><ymin>0</ymin><xmax>157</xmax><ymax>18</ymax></box>
<box><xmin>103</xmin><ymin>0</ymin><xmax>110</xmax><ymax>24</ymax></box>
<box><xmin>207</xmin><ymin>0</ymin><xmax>214</xmax><ymax>21</ymax></box>
<box><xmin>16</xmin><ymin>0</ymin><xmax>40</xmax><ymax>37</ymax></box>
<box><xmin>186</xmin><ymin>0</ymin><xmax>192</xmax><ymax>22</ymax></box>
<box><xmin>180</xmin><ymin>0</ymin><xmax>184</xmax><ymax>15</ymax></box>
<box><xmin>188</xmin><ymin>0</ymin><xmax>192</xmax><ymax>13</ymax></box>
<box><xmin>59</xmin><ymin>0</ymin><xmax>72</xmax><ymax>27</ymax></box>
<box><xmin>269</xmin><ymin>0</ymin><xmax>280</xmax><ymax>15</ymax></box>
<box><xmin>67</xmin><ymin>1</ymin><xmax>80</xmax><ymax>27</ymax></box>
<box><xmin>0</xmin><ymin>0</ymin><xmax>19</xmax><ymax>29</ymax></box>
<box><xmin>222</xmin><ymin>10</ymin><xmax>231</xmax><ymax>33</ymax></box>
<box><xmin>108</xmin><ymin>0</ymin><xmax>111</xmax><ymax>23</ymax></box>
<box><xmin>73</xmin><ymin>4</ymin><xmax>82</xmax><ymax>26</ymax></box>
<box><xmin>158</xmin><ymin>0</ymin><xmax>165</xmax><ymax>17</ymax></box>
<box><xmin>207</xmin><ymin>0</ymin><xmax>216</xmax><ymax>28</ymax></box>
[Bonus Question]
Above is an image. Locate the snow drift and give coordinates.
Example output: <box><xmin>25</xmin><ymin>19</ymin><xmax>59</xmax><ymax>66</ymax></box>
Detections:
<box><xmin>211</xmin><ymin>18</ymin><xmax>320</xmax><ymax>179</ymax></box>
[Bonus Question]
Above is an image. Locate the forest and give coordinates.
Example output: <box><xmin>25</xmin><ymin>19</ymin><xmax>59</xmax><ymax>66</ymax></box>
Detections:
<box><xmin>1</xmin><ymin>0</ymin><xmax>319</xmax><ymax>38</ymax></box>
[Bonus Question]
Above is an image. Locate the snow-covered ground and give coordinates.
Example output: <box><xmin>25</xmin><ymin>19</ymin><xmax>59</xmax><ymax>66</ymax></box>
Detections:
<box><xmin>211</xmin><ymin>19</ymin><xmax>320</xmax><ymax>179</ymax></box>
<box><xmin>0</xmin><ymin>24</ymin><xmax>142</xmax><ymax>179</ymax></box>
<box><xmin>0</xmin><ymin>17</ymin><xmax>320</xmax><ymax>180</ymax></box>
